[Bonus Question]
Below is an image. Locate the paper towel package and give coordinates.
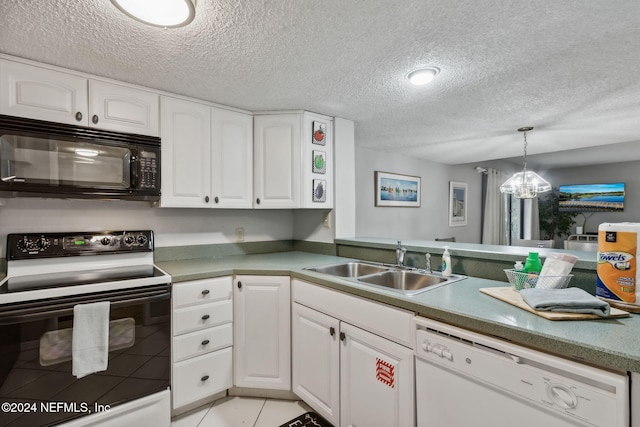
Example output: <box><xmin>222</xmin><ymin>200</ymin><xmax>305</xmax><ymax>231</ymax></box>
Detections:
<box><xmin>597</xmin><ymin>222</ymin><xmax>640</xmax><ymax>307</ymax></box>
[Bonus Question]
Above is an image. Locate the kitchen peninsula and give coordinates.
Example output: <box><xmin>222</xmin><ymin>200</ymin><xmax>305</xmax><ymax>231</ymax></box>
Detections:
<box><xmin>155</xmin><ymin>249</ymin><xmax>640</xmax><ymax>373</ymax></box>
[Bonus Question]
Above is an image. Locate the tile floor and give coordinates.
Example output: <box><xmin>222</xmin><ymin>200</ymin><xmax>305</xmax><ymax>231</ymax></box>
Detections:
<box><xmin>171</xmin><ymin>397</ymin><xmax>312</xmax><ymax>427</ymax></box>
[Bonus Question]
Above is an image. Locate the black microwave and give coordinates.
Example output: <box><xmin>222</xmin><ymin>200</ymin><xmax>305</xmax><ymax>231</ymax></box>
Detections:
<box><xmin>0</xmin><ymin>115</ymin><xmax>160</xmax><ymax>201</ymax></box>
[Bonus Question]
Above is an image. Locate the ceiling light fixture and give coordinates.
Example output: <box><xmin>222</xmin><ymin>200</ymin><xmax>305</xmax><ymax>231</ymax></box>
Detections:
<box><xmin>499</xmin><ymin>127</ymin><xmax>552</xmax><ymax>199</ymax></box>
<box><xmin>407</xmin><ymin>67</ymin><xmax>440</xmax><ymax>86</ymax></box>
<box><xmin>111</xmin><ymin>0</ymin><xmax>196</xmax><ymax>28</ymax></box>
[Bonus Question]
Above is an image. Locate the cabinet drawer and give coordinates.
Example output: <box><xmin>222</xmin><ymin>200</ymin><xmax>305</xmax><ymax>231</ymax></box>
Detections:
<box><xmin>173</xmin><ymin>323</ymin><xmax>233</xmax><ymax>363</ymax></box>
<box><xmin>173</xmin><ymin>300</ymin><xmax>233</xmax><ymax>336</ymax></box>
<box><xmin>173</xmin><ymin>277</ymin><xmax>232</xmax><ymax>308</ymax></box>
<box><xmin>172</xmin><ymin>347</ymin><xmax>232</xmax><ymax>409</ymax></box>
<box><xmin>292</xmin><ymin>279</ymin><xmax>413</xmax><ymax>348</ymax></box>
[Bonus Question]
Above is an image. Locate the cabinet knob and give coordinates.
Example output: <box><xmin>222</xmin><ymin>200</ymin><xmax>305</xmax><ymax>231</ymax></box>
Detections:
<box><xmin>92</xmin><ymin>114</ymin><xmax>99</xmax><ymax>124</ymax></box>
<box><xmin>75</xmin><ymin>112</ymin><xmax>83</xmax><ymax>121</ymax></box>
<box><xmin>256</xmin><ymin>198</ymin><xmax>260</xmax><ymax>205</ymax></box>
<box><xmin>201</xmin><ymin>375</ymin><xmax>209</xmax><ymax>382</ymax></box>
<box><xmin>329</xmin><ymin>327</ymin><xmax>335</xmax><ymax>337</ymax></box>
<box><xmin>237</xmin><ymin>281</ymin><xmax>242</xmax><ymax>289</ymax></box>
<box><xmin>340</xmin><ymin>332</ymin><xmax>346</xmax><ymax>342</ymax></box>
<box><xmin>205</xmin><ymin>196</ymin><xmax>210</xmax><ymax>203</ymax></box>
<box><xmin>201</xmin><ymin>289</ymin><xmax>210</xmax><ymax>295</ymax></box>
<box><xmin>201</xmin><ymin>339</ymin><xmax>210</xmax><ymax>346</ymax></box>
<box><xmin>214</xmin><ymin>196</ymin><xmax>219</xmax><ymax>203</ymax></box>
<box><xmin>201</xmin><ymin>314</ymin><xmax>210</xmax><ymax>320</ymax></box>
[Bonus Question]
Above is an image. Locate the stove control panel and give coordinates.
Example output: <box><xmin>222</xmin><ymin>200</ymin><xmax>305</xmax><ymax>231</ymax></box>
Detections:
<box><xmin>7</xmin><ymin>230</ymin><xmax>154</xmax><ymax>260</ymax></box>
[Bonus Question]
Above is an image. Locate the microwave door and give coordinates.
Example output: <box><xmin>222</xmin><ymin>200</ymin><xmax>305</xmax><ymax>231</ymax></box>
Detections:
<box><xmin>0</xmin><ymin>134</ymin><xmax>131</xmax><ymax>189</ymax></box>
<box><xmin>57</xmin><ymin>141</ymin><xmax>131</xmax><ymax>189</ymax></box>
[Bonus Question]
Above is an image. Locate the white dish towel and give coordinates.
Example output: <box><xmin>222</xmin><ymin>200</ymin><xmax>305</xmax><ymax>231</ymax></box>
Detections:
<box><xmin>72</xmin><ymin>301</ymin><xmax>110</xmax><ymax>378</ymax></box>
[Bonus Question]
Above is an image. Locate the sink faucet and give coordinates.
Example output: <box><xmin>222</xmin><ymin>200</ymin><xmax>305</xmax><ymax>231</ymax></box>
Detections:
<box><xmin>424</xmin><ymin>253</ymin><xmax>432</xmax><ymax>273</ymax></box>
<box><xmin>396</xmin><ymin>241</ymin><xmax>407</xmax><ymax>266</ymax></box>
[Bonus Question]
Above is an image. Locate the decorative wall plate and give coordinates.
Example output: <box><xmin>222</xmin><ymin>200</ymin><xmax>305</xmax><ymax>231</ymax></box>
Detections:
<box><xmin>313</xmin><ymin>179</ymin><xmax>326</xmax><ymax>202</ymax></box>
<box><xmin>312</xmin><ymin>121</ymin><xmax>326</xmax><ymax>145</ymax></box>
<box><xmin>312</xmin><ymin>150</ymin><xmax>326</xmax><ymax>174</ymax></box>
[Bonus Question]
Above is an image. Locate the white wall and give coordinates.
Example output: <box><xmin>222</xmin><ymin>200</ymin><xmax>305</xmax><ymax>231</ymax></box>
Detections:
<box><xmin>355</xmin><ymin>147</ymin><xmax>482</xmax><ymax>242</ymax></box>
<box><xmin>0</xmin><ymin>198</ymin><xmax>294</xmax><ymax>257</ymax></box>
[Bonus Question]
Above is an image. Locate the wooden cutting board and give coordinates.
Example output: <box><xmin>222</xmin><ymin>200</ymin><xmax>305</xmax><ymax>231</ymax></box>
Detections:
<box><xmin>480</xmin><ymin>287</ymin><xmax>630</xmax><ymax>320</ymax></box>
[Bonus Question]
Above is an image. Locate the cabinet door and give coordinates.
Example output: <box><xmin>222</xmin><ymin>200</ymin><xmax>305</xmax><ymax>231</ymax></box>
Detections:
<box><xmin>160</xmin><ymin>96</ymin><xmax>212</xmax><ymax>208</ymax></box>
<box><xmin>0</xmin><ymin>59</ymin><xmax>88</xmax><ymax>125</ymax></box>
<box><xmin>340</xmin><ymin>322</ymin><xmax>415</xmax><ymax>427</ymax></box>
<box><xmin>253</xmin><ymin>114</ymin><xmax>300</xmax><ymax>208</ymax></box>
<box><xmin>89</xmin><ymin>80</ymin><xmax>159</xmax><ymax>136</ymax></box>
<box><xmin>292</xmin><ymin>303</ymin><xmax>340</xmax><ymax>426</ymax></box>
<box><xmin>211</xmin><ymin>107</ymin><xmax>253</xmax><ymax>208</ymax></box>
<box><xmin>234</xmin><ymin>275</ymin><xmax>291</xmax><ymax>390</ymax></box>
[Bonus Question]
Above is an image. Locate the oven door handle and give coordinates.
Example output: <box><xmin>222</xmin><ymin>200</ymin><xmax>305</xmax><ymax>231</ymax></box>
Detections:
<box><xmin>0</xmin><ymin>287</ymin><xmax>170</xmax><ymax>325</ymax></box>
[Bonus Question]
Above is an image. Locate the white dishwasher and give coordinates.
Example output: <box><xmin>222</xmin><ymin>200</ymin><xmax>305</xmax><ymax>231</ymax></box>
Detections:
<box><xmin>415</xmin><ymin>317</ymin><xmax>629</xmax><ymax>427</ymax></box>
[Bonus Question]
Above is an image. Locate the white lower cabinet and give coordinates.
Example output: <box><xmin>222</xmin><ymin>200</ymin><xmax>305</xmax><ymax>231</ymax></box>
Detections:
<box><xmin>292</xmin><ymin>280</ymin><xmax>415</xmax><ymax>427</ymax></box>
<box><xmin>234</xmin><ymin>275</ymin><xmax>291</xmax><ymax>390</ymax></box>
<box><xmin>292</xmin><ymin>303</ymin><xmax>340</xmax><ymax>424</ymax></box>
<box><xmin>172</xmin><ymin>347</ymin><xmax>233</xmax><ymax>409</ymax></box>
<box><xmin>339</xmin><ymin>322</ymin><xmax>414</xmax><ymax>427</ymax></box>
<box><xmin>171</xmin><ymin>277</ymin><xmax>233</xmax><ymax>411</ymax></box>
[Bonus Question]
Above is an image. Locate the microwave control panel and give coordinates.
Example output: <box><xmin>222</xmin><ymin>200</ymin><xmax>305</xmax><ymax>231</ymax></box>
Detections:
<box><xmin>138</xmin><ymin>150</ymin><xmax>158</xmax><ymax>190</ymax></box>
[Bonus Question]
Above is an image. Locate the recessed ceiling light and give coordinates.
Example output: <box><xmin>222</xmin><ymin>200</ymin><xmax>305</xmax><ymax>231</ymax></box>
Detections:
<box><xmin>111</xmin><ymin>0</ymin><xmax>196</xmax><ymax>28</ymax></box>
<box><xmin>407</xmin><ymin>67</ymin><xmax>440</xmax><ymax>86</ymax></box>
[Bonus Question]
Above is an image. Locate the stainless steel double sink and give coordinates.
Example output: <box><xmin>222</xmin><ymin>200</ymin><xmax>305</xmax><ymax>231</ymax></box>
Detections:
<box><xmin>304</xmin><ymin>261</ymin><xmax>466</xmax><ymax>296</ymax></box>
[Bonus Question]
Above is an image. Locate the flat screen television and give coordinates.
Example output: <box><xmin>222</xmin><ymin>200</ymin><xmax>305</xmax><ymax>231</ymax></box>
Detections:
<box><xmin>558</xmin><ymin>182</ymin><xmax>625</xmax><ymax>212</ymax></box>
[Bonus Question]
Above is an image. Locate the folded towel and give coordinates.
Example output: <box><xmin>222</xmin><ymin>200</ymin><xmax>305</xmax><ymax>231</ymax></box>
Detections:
<box><xmin>72</xmin><ymin>301</ymin><xmax>110</xmax><ymax>378</ymax></box>
<box><xmin>520</xmin><ymin>288</ymin><xmax>611</xmax><ymax>317</ymax></box>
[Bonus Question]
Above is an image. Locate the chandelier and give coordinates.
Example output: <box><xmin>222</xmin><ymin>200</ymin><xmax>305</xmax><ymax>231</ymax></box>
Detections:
<box><xmin>499</xmin><ymin>127</ymin><xmax>551</xmax><ymax>199</ymax></box>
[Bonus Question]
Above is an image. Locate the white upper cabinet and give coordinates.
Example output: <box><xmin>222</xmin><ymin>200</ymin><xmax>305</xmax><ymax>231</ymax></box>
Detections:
<box><xmin>160</xmin><ymin>96</ymin><xmax>212</xmax><ymax>208</ymax></box>
<box><xmin>160</xmin><ymin>98</ymin><xmax>254</xmax><ymax>209</ymax></box>
<box><xmin>88</xmin><ymin>80</ymin><xmax>159</xmax><ymax>136</ymax></box>
<box><xmin>211</xmin><ymin>107</ymin><xmax>253</xmax><ymax>208</ymax></box>
<box><xmin>0</xmin><ymin>59</ymin><xmax>159</xmax><ymax>136</ymax></box>
<box><xmin>253</xmin><ymin>111</ymin><xmax>333</xmax><ymax>209</ymax></box>
<box><xmin>0</xmin><ymin>59</ymin><xmax>88</xmax><ymax>125</ymax></box>
<box><xmin>253</xmin><ymin>113</ymin><xmax>301</xmax><ymax>209</ymax></box>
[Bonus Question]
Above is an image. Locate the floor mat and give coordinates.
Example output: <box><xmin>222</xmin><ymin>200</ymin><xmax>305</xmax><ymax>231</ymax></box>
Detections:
<box><xmin>278</xmin><ymin>411</ymin><xmax>332</xmax><ymax>427</ymax></box>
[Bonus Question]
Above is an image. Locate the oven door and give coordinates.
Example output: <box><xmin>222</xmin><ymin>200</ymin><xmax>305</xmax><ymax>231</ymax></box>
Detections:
<box><xmin>0</xmin><ymin>284</ymin><xmax>170</xmax><ymax>427</ymax></box>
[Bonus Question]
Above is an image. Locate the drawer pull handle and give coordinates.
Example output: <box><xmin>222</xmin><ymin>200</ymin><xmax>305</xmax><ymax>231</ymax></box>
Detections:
<box><xmin>201</xmin><ymin>314</ymin><xmax>210</xmax><ymax>320</ymax></box>
<box><xmin>201</xmin><ymin>375</ymin><xmax>209</xmax><ymax>382</ymax></box>
<box><xmin>201</xmin><ymin>339</ymin><xmax>210</xmax><ymax>346</ymax></box>
<box><xmin>201</xmin><ymin>289</ymin><xmax>210</xmax><ymax>295</ymax></box>
<box><xmin>329</xmin><ymin>327</ymin><xmax>335</xmax><ymax>336</ymax></box>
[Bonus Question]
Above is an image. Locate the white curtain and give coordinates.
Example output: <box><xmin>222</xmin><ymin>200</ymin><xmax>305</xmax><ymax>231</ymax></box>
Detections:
<box><xmin>522</xmin><ymin>198</ymin><xmax>540</xmax><ymax>240</ymax></box>
<box><xmin>482</xmin><ymin>168</ymin><xmax>507</xmax><ymax>245</ymax></box>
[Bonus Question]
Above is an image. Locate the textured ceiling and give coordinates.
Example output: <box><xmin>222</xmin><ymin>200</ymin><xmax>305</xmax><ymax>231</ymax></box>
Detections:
<box><xmin>1</xmin><ymin>0</ymin><xmax>639</xmax><ymax>166</ymax></box>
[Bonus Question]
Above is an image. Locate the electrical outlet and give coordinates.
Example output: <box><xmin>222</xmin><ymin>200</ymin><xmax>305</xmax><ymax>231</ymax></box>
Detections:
<box><xmin>323</xmin><ymin>212</ymin><xmax>331</xmax><ymax>228</ymax></box>
<box><xmin>235</xmin><ymin>227</ymin><xmax>244</xmax><ymax>242</ymax></box>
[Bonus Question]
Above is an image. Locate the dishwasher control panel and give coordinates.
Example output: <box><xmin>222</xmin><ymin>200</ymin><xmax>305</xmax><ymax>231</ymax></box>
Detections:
<box><xmin>415</xmin><ymin>319</ymin><xmax>629</xmax><ymax>427</ymax></box>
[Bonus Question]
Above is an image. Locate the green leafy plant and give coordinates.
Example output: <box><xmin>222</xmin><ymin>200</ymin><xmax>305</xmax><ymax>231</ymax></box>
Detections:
<box><xmin>538</xmin><ymin>188</ymin><xmax>577</xmax><ymax>240</ymax></box>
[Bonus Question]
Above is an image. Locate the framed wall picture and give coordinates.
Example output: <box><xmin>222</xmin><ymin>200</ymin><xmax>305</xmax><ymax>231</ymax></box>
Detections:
<box><xmin>449</xmin><ymin>181</ymin><xmax>467</xmax><ymax>226</ymax></box>
<box><xmin>375</xmin><ymin>171</ymin><xmax>421</xmax><ymax>207</ymax></box>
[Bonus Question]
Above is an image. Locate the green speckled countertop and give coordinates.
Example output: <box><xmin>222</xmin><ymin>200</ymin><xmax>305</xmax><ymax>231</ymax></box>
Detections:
<box><xmin>157</xmin><ymin>251</ymin><xmax>640</xmax><ymax>373</ymax></box>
